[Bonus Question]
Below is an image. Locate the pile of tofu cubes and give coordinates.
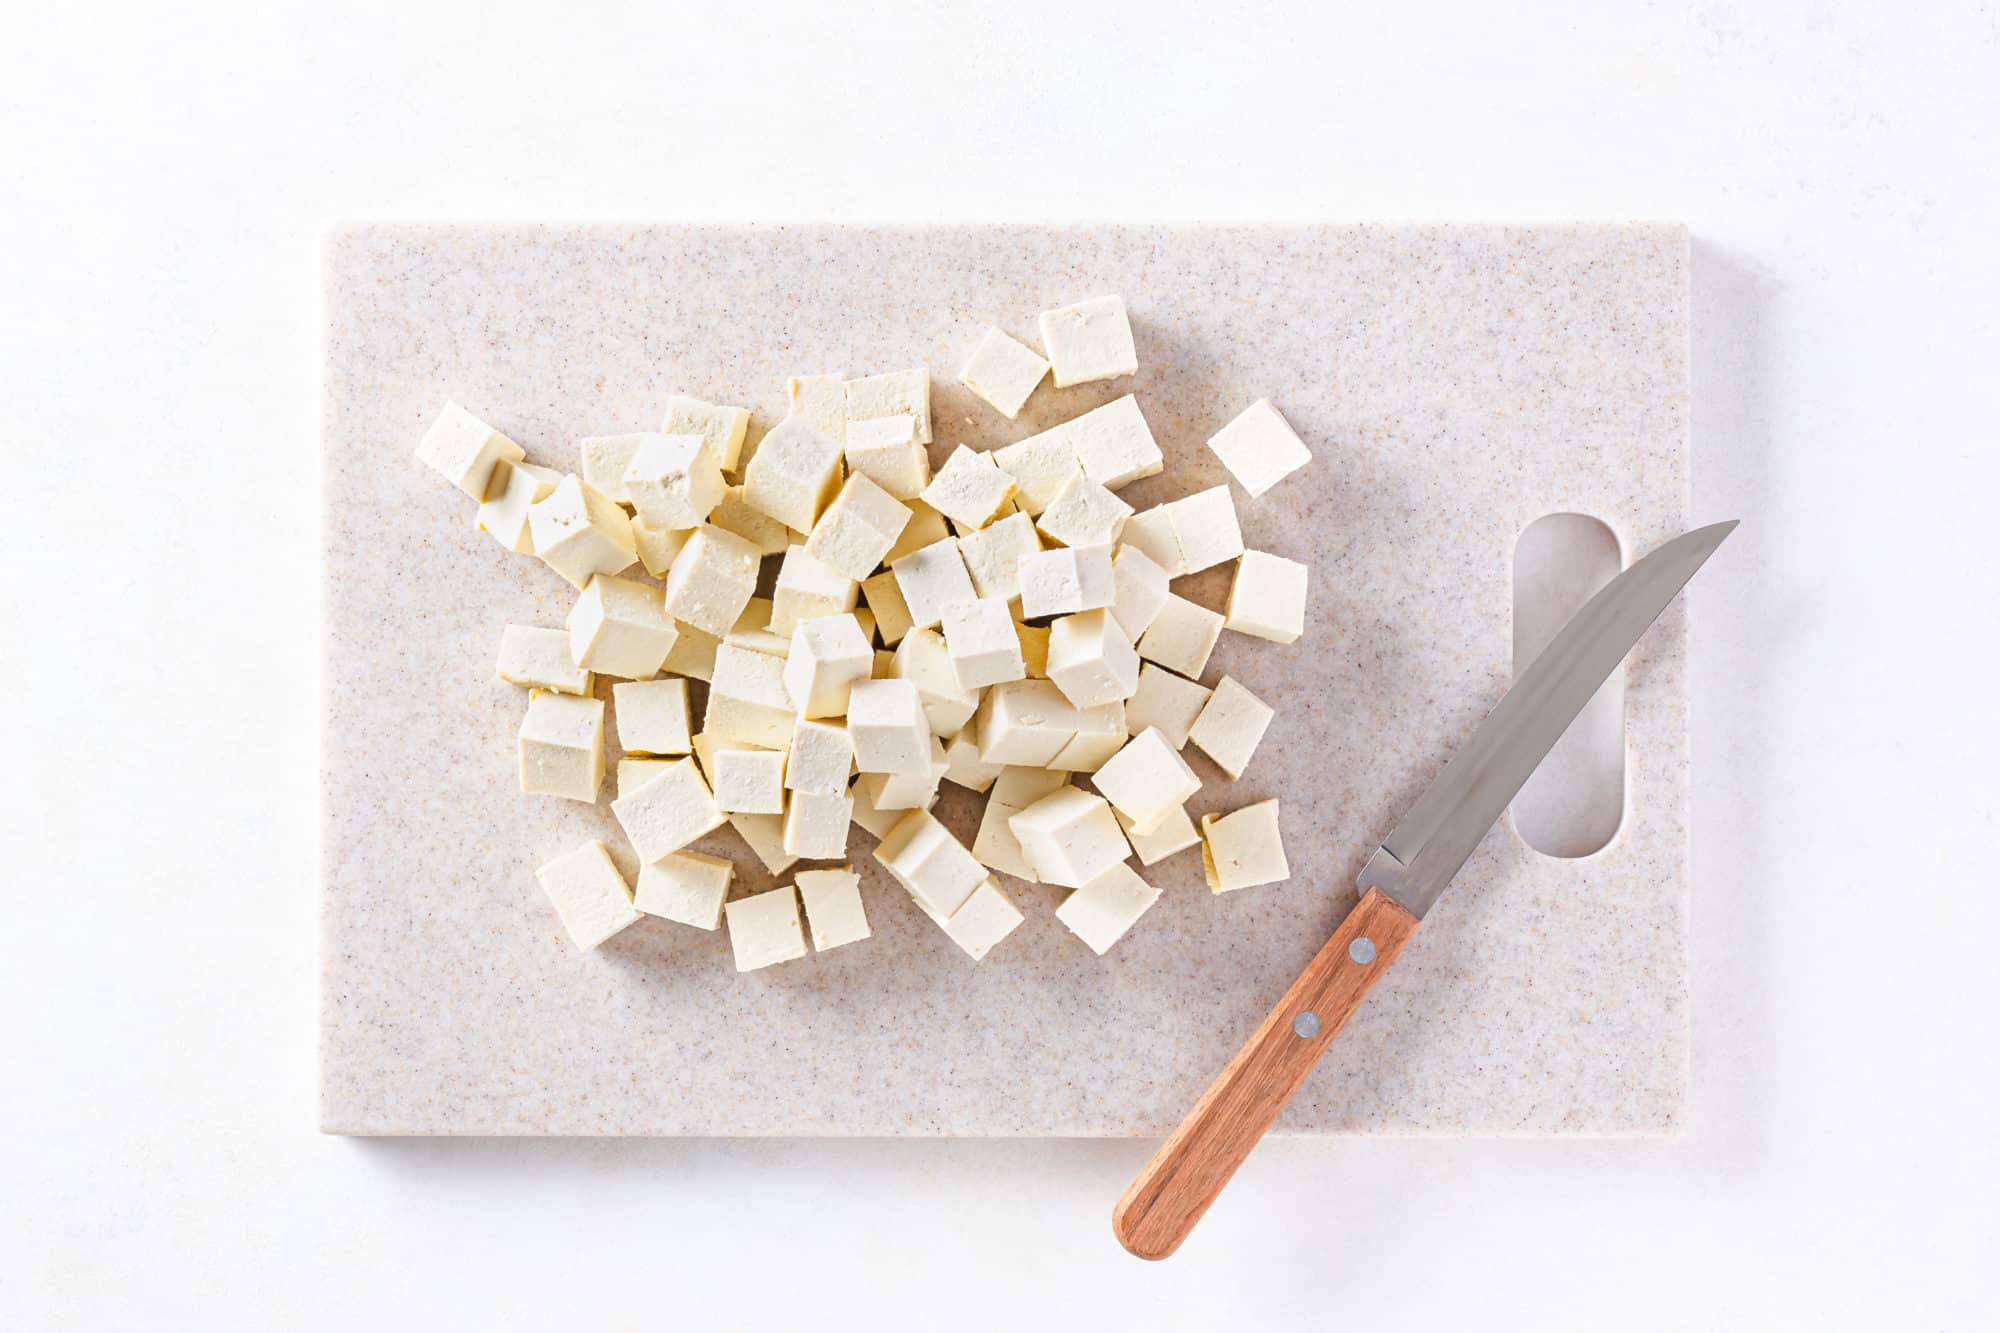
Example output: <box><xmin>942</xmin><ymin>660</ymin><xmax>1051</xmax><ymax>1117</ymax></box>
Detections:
<box><xmin>415</xmin><ymin>295</ymin><xmax>1311</xmax><ymax>970</ymax></box>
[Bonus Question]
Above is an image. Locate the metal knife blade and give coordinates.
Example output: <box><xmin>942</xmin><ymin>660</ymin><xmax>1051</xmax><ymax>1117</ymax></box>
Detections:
<box><xmin>1359</xmin><ymin>520</ymin><xmax>1737</xmax><ymax>918</ymax></box>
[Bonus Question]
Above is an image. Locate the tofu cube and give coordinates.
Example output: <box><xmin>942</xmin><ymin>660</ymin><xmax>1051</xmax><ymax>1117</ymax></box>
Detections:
<box><xmin>892</xmin><ymin>629</ymin><xmax>980</xmax><ymax>738</ymax></box>
<box><xmin>1007</xmin><ymin>787</ymin><xmax>1132</xmax><ymax>889</ymax></box>
<box><xmin>725</xmin><ymin>886</ymin><xmax>808</xmax><ymax>971</ymax></box>
<box><xmin>1208</xmin><ymin>398</ymin><xmax>1312</xmax><ymax>497</ymax></box>
<box><xmin>1120</xmin><ymin>505</ymin><xmax>1187</xmax><ymax>578</ymax></box>
<box><xmin>477</xmin><ymin>459</ymin><xmax>562</xmax><ymax>552</ymax></box>
<box><xmin>974</xmin><ymin>679</ymin><xmax>1078</xmax><ymax>766</ymax></box>
<box><xmin>860</xmin><ymin>570</ymin><xmax>914</xmax><ymax>647</ymax></box>
<box><xmin>957</xmin><ymin>510</ymin><xmax>1041</xmax><ymax>603</ymax></box>
<box><xmin>1110</xmin><ymin>544</ymin><xmax>1171</xmax><ymax>640</ymax></box>
<box><xmin>660</xmin><ymin>623</ymin><xmax>720</xmax><ymax>682</ymax></box>
<box><xmin>941</xmin><ymin>727</ymin><xmax>1003</xmax><ymax>793</ymax></box>
<box><xmin>1038</xmin><ymin>295</ymin><xmax>1138</xmax><ymax>387</ymax></box>
<box><xmin>1188</xmin><ymin>675</ymin><xmax>1276</xmax><ymax>779</ymax></box>
<box><xmin>743</xmin><ymin>417</ymin><xmax>843</xmax><ymax>532</ymax></box>
<box><xmin>728</xmin><ymin>811</ymin><xmax>799</xmax><ymax>877</ymax></box>
<box><xmin>993</xmin><ymin>764</ymin><xmax>1072</xmax><ymax>809</ymax></box>
<box><xmin>889</xmin><ymin>537</ymin><xmax>977</xmax><ymax>632</ymax></box>
<box><xmin>630</xmin><ymin>515</ymin><xmax>693</xmax><ymax>578</ymax></box>
<box><xmin>1036</xmin><ymin>471</ymin><xmax>1133</xmax><ymax>549</ymax></box>
<box><xmin>845</xmin><ymin>366</ymin><xmax>932</xmax><ymax>444</ymax></box>
<box><xmin>1166</xmin><ymin>485</ymin><xmax>1245</xmax><ymax>574</ymax></box>
<box><xmin>612</xmin><ymin>678</ymin><xmax>692</xmax><ymax>755</ymax></box>
<box><xmin>568</xmin><ymin>574</ymin><xmax>677</xmax><ymax>680</ymax></box>
<box><xmin>723</xmin><ymin>596</ymin><xmax>790</xmax><ymax>658</ymax></box>
<box><xmin>796</xmin><ymin>867</ymin><xmax>871</xmax><ymax>951</ymax></box>
<box><xmin>609</xmin><ymin>757</ymin><xmax>726</xmax><ymax>862</ymax></box>
<box><xmin>662</xmin><ymin>524</ymin><xmax>761</xmax><ymax>636</ymax></box>
<box><xmin>875</xmin><ymin>809</ymin><xmax>987</xmax><ymax>918</ymax></box>
<box><xmin>1201</xmin><ymin>799</ymin><xmax>1290</xmax><ymax>893</ymax></box>
<box><xmin>857</xmin><ymin>734</ymin><xmax>947</xmax><ymax>810</ymax></box>
<box><xmin>624</xmin><ymin>433</ymin><xmax>726</xmax><ymax>530</ymax></box>
<box><xmin>661</xmin><ymin>394</ymin><xmax>752</xmax><ymax>474</ymax></box>
<box><xmin>972</xmin><ymin>795</ymin><xmax>1041</xmax><ymax>881</ymax></box>
<box><xmin>849</xmin><ymin>771</ymin><xmax>920</xmax><ymax>839</ymax></box>
<box><xmin>959</xmin><ymin>326</ymin><xmax>1050</xmax><ymax>419</ymax></box>
<box><xmin>1018</xmin><ymin>544</ymin><xmax>1115</xmax><ymax>620</ymax></box>
<box><xmin>709</xmin><ymin>483</ymin><xmax>794</xmax><ymax>556</ymax></box>
<box><xmin>786</xmin><ymin>719</ymin><xmax>854</xmax><ymax>795</ymax></box>
<box><xmin>712</xmin><ymin>745</ymin><xmax>787</xmax><ymax>814</ymax></box>
<box><xmin>1054</xmin><ymin>861</ymin><xmax>1162</xmax><ymax>955</ymax></box>
<box><xmin>1116</xmin><ymin>802</ymin><xmax>1201</xmax><ymax>866</ymax></box>
<box><xmin>942</xmin><ymin>596</ymin><xmax>1026</xmax><ymax>689</ymax></box>
<box><xmin>847</xmin><ymin>678</ymin><xmax>932</xmax><ymax>773</ymax></box>
<box><xmin>1227</xmin><ymin>550</ymin><xmax>1309</xmax><ymax>645</ymax></box>
<box><xmin>634</xmin><ymin>850</ymin><xmax>736</xmax><ymax>930</ymax></box>
<box><xmin>1091</xmin><ymin>727</ymin><xmax>1202</xmax><ymax>829</ymax></box>
<box><xmin>843</xmin><ymin>415</ymin><xmax>931</xmax><ymax>500</ymax></box>
<box><xmin>497</xmin><ymin>624</ymin><xmax>592</xmax><ymax>696</ymax></box>
<box><xmin>617</xmin><ymin>756</ymin><xmax>675</xmax><ymax>797</ymax></box>
<box><xmin>805</xmin><ymin>472</ymin><xmax>911</xmax><ymax>580</ymax></box>
<box><xmin>930</xmin><ymin>879</ymin><xmax>1024</xmax><ymax>961</ymax></box>
<box><xmin>533</xmin><ymin>841</ymin><xmax>640</xmax><ymax>951</ymax></box>
<box><xmin>1042</xmin><ymin>395</ymin><xmax>1164</xmax><ymax>490</ymax></box>
<box><xmin>991</xmin><ymin>432</ymin><xmax>1080</xmax><ymax>516</ymax></box>
<box><xmin>1136</xmin><ymin>593</ymin><xmax>1225</xmax><ymax>678</ymax></box>
<box><xmin>415</xmin><ymin>401</ymin><xmax>524</xmax><ymax>500</ymax></box>
<box><xmin>707</xmin><ymin>643</ymin><xmax>798</xmax><ymax>749</ymax></box>
<box><xmin>1125</xmin><ymin>663</ymin><xmax>1212</xmax><ymax>748</ymax></box>
<box><xmin>579</xmin><ymin>433</ymin><xmax>645</xmax><ymax>504</ymax></box>
<box><xmin>921</xmin><ymin>445</ymin><xmax>1017</xmax><ymax>531</ymax></box>
<box><xmin>783</xmin><ymin>613</ymin><xmax>874</xmax><ymax>719</ymax></box>
<box><xmin>517</xmin><ymin>690</ymin><xmax>605</xmax><ymax>802</ymax></box>
<box><xmin>529</xmin><ymin>475</ymin><xmax>638</xmax><ymax>589</ymax></box>
<box><xmin>1045</xmin><ymin>609</ymin><xmax>1140</xmax><ymax>709</ymax></box>
<box><xmin>769</xmin><ymin>545</ymin><xmax>860</xmax><ymax>637</ymax></box>
<box><xmin>1047</xmin><ymin>700</ymin><xmax>1127</xmax><ymax>772</ymax></box>
<box><xmin>786</xmin><ymin>373</ymin><xmax>848</xmax><ymax>444</ymax></box>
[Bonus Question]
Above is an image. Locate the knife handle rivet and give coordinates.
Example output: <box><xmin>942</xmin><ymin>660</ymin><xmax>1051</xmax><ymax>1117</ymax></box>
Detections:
<box><xmin>1292</xmin><ymin>1012</ymin><xmax>1321</xmax><ymax>1039</ymax></box>
<box><xmin>1349</xmin><ymin>937</ymin><xmax>1378</xmax><ymax>965</ymax></box>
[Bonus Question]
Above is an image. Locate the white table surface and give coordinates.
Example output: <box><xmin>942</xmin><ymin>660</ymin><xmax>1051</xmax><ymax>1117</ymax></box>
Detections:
<box><xmin>3</xmin><ymin>2</ymin><xmax>1995</xmax><ymax>1328</ymax></box>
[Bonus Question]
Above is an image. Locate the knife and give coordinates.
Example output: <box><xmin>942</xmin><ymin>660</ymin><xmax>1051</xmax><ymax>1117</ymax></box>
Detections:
<box><xmin>1112</xmin><ymin>520</ymin><xmax>1738</xmax><ymax>1260</ymax></box>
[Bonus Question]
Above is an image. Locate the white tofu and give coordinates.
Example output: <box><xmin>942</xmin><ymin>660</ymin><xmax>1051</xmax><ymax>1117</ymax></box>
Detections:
<box><xmin>974</xmin><ymin>680</ymin><xmax>1078</xmax><ymax>766</ymax></box>
<box><xmin>634</xmin><ymin>850</ymin><xmax>736</xmax><ymax>930</ymax></box>
<box><xmin>1047</xmin><ymin>700</ymin><xmax>1126</xmax><ymax>772</ymax></box>
<box><xmin>805</xmin><ymin>472</ymin><xmax>911</xmax><ymax>580</ymax></box>
<box><xmin>845</xmin><ymin>366</ymin><xmax>932</xmax><ymax>444</ymax></box>
<box><xmin>1208</xmin><ymin>397</ymin><xmax>1312</xmax><ymax>497</ymax></box>
<box><xmin>624</xmin><ymin>433</ymin><xmax>726</xmax><ymax>530</ymax></box>
<box><xmin>1227</xmin><ymin>550</ymin><xmax>1309</xmax><ymax>645</ymax></box>
<box><xmin>796</xmin><ymin>867</ymin><xmax>871</xmax><ymax>951</ymax></box>
<box><xmin>786</xmin><ymin>372</ymin><xmax>848</xmax><ymax>444</ymax></box>
<box><xmin>709</xmin><ymin>483</ymin><xmax>794</xmax><ymax>556</ymax></box>
<box><xmin>1007</xmin><ymin>787</ymin><xmax>1132</xmax><ymax>889</ymax></box>
<box><xmin>415</xmin><ymin>401</ymin><xmax>524</xmax><ymax>500</ymax></box>
<box><xmin>882</xmin><ymin>498</ymin><xmax>952</xmax><ymax>566</ymax></box>
<box><xmin>930</xmin><ymin>878</ymin><xmax>1024</xmax><ymax>961</ymax></box>
<box><xmin>885</xmin><ymin>628</ymin><xmax>977</xmax><ymax>738</ymax></box>
<box><xmin>518</xmin><ymin>690</ymin><xmax>605</xmax><ymax>802</ymax></box>
<box><xmin>579</xmin><ymin>433</ymin><xmax>646</xmax><ymax>504</ymax></box>
<box><xmin>533</xmin><ymin>841</ymin><xmax>640</xmax><ymax>951</ymax></box>
<box><xmin>1018</xmin><ymin>544</ymin><xmax>1115</xmax><ymax>620</ymax></box>
<box><xmin>769</xmin><ymin>545</ymin><xmax>860</xmax><ymax>637</ymax></box>
<box><xmin>785</xmin><ymin>719</ymin><xmax>853</xmax><ymax>795</ymax></box>
<box><xmin>712</xmin><ymin>745</ymin><xmax>787</xmax><ymax>814</ymax></box>
<box><xmin>921</xmin><ymin>445</ymin><xmax>1017</xmax><ymax>531</ymax></box>
<box><xmin>843</xmin><ymin>414</ymin><xmax>930</xmax><ymax>500</ymax></box>
<box><xmin>860</xmin><ymin>570</ymin><xmax>915</xmax><ymax>647</ymax></box>
<box><xmin>725</xmin><ymin>885</ymin><xmax>807</xmax><ymax>971</ymax></box>
<box><xmin>1109</xmin><ymin>544</ymin><xmax>1172</xmax><ymax>641</ymax></box>
<box><xmin>942</xmin><ymin>596</ymin><xmax>1026</xmax><ymax>690</ymax></box>
<box><xmin>1036</xmin><ymin>471</ymin><xmax>1133</xmax><ymax>549</ymax></box>
<box><xmin>617</xmin><ymin>756</ymin><xmax>675</xmax><ymax>798</ymax></box>
<box><xmin>661</xmin><ymin>524</ymin><xmax>762</xmax><ymax>636</ymax></box>
<box><xmin>1054</xmin><ymin>861</ymin><xmax>1161</xmax><ymax>955</ymax></box>
<box><xmin>727</xmin><ymin>811</ymin><xmax>799</xmax><ymax>877</ymax></box>
<box><xmin>568</xmin><ymin>574</ymin><xmax>677</xmax><ymax>680</ymax></box>
<box><xmin>1188</xmin><ymin>675</ymin><xmax>1276</xmax><ymax>779</ymax></box>
<box><xmin>1116</xmin><ymin>802</ymin><xmax>1201</xmax><ymax>866</ymax></box>
<box><xmin>661</xmin><ymin>623</ymin><xmax>721</xmax><ymax>682</ymax></box>
<box><xmin>957</xmin><ymin>510</ymin><xmax>1041</xmax><ymax>603</ymax></box>
<box><xmin>1090</xmin><ymin>726</ymin><xmax>1202</xmax><ymax>830</ymax></box>
<box><xmin>959</xmin><ymin>326</ymin><xmax>1050</xmax><ymax>419</ymax></box>
<box><xmin>609</xmin><ymin>757</ymin><xmax>726</xmax><ymax>861</ymax></box>
<box><xmin>630</xmin><ymin>515</ymin><xmax>693</xmax><ymax>578</ymax></box>
<box><xmin>1038</xmin><ymin>295</ymin><xmax>1138</xmax><ymax>387</ymax></box>
<box><xmin>990</xmin><ymin>432</ymin><xmax>1079</xmax><ymax>516</ymax></box>
<box><xmin>478</xmin><ymin>460</ymin><xmax>562</xmax><ymax>552</ymax></box>
<box><xmin>529</xmin><ymin>475</ymin><xmax>638</xmax><ymax>589</ymax></box>
<box><xmin>497</xmin><ymin>624</ymin><xmax>592</xmax><ymax>696</ymax></box>
<box><xmin>612</xmin><ymin>678</ymin><xmax>691</xmax><ymax>755</ymax></box>
<box><xmin>889</xmin><ymin>537</ymin><xmax>977</xmax><ymax>632</ymax></box>
<box><xmin>1045</xmin><ymin>609</ymin><xmax>1140</xmax><ymax>709</ymax></box>
<box><xmin>1165</xmin><ymin>485</ymin><xmax>1244</xmax><ymax>574</ymax></box>
<box><xmin>972</xmin><ymin>794</ymin><xmax>1042</xmax><ymax>881</ymax></box>
<box><xmin>707</xmin><ymin>643</ymin><xmax>797</xmax><ymax>749</ymax></box>
<box><xmin>1136</xmin><ymin>593</ymin><xmax>1225</xmax><ymax>678</ymax></box>
<box><xmin>1201</xmin><ymin>799</ymin><xmax>1289</xmax><ymax>893</ymax></box>
<box><xmin>941</xmin><ymin>727</ymin><xmax>1003</xmax><ymax>793</ymax></box>
<box><xmin>849</xmin><ymin>771</ymin><xmax>923</xmax><ymax>839</ymax></box>
<box><xmin>875</xmin><ymin>809</ymin><xmax>987</xmax><ymax>918</ymax></box>
<box><xmin>847</xmin><ymin>678</ymin><xmax>932</xmax><ymax>773</ymax></box>
<box><xmin>743</xmin><ymin>417</ymin><xmax>843</xmax><ymax>532</ymax></box>
<box><xmin>1125</xmin><ymin>663</ymin><xmax>1212</xmax><ymax>748</ymax></box>
<box><xmin>661</xmin><ymin>393</ymin><xmax>752</xmax><ymax>474</ymax></box>
<box><xmin>857</xmin><ymin>734</ymin><xmax>946</xmax><ymax>810</ymax></box>
<box><xmin>1041</xmin><ymin>395</ymin><xmax>1164</xmax><ymax>490</ymax></box>
<box><xmin>1120</xmin><ymin>505</ymin><xmax>1187</xmax><ymax>578</ymax></box>
<box><xmin>723</xmin><ymin>596</ymin><xmax>790</xmax><ymax>657</ymax></box>
<box><xmin>992</xmin><ymin>764</ymin><xmax>1071</xmax><ymax>809</ymax></box>
<box><xmin>782</xmin><ymin>788</ymin><xmax>855</xmax><ymax>859</ymax></box>
<box><xmin>783</xmin><ymin>614</ymin><xmax>873</xmax><ymax>719</ymax></box>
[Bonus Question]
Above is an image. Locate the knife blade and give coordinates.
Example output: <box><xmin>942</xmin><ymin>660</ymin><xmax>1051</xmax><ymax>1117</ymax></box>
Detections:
<box><xmin>1112</xmin><ymin>520</ymin><xmax>1736</xmax><ymax>1260</ymax></box>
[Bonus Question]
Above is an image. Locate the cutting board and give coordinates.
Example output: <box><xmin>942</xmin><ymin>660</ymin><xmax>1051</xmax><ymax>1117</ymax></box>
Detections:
<box><xmin>320</xmin><ymin>223</ymin><xmax>1690</xmax><ymax>1136</ymax></box>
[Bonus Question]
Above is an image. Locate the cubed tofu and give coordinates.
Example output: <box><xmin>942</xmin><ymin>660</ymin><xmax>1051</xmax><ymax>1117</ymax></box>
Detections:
<box><xmin>1007</xmin><ymin>787</ymin><xmax>1132</xmax><ymax>889</ymax></box>
<box><xmin>1116</xmin><ymin>802</ymin><xmax>1201</xmax><ymax>866</ymax></box>
<box><xmin>783</xmin><ymin>613</ymin><xmax>873</xmax><ymax>719</ymax></box>
<box><xmin>959</xmin><ymin>326</ymin><xmax>1050</xmax><ymax>419</ymax></box>
<box><xmin>992</xmin><ymin>764</ymin><xmax>1072</xmax><ymax>809</ymax></box>
<box><xmin>1208</xmin><ymin>397</ymin><xmax>1312</xmax><ymax>497</ymax></box>
<box><xmin>990</xmin><ymin>432</ymin><xmax>1079</xmax><ymax>516</ymax></box>
<box><xmin>497</xmin><ymin>624</ymin><xmax>593</xmax><ymax>696</ymax></box>
<box><xmin>1046</xmin><ymin>700</ymin><xmax>1127</xmax><ymax>772</ymax></box>
<box><xmin>707</xmin><ymin>643</ymin><xmax>797</xmax><ymax>749</ymax></box>
<box><xmin>1125</xmin><ymin>663</ymin><xmax>1212</xmax><ymax>748</ymax></box>
<box><xmin>416</xmin><ymin>401</ymin><xmax>525</xmax><ymax>500</ymax></box>
<box><xmin>723</xmin><ymin>596</ymin><xmax>790</xmax><ymax>657</ymax></box>
<box><xmin>1110</xmin><ymin>544</ymin><xmax>1171</xmax><ymax>640</ymax></box>
<box><xmin>782</xmin><ymin>788</ymin><xmax>855</xmax><ymax>859</ymax></box>
<box><xmin>662</xmin><ymin>524</ymin><xmax>762</xmax><ymax>636</ymax></box>
<box><xmin>886</xmin><ymin>628</ymin><xmax>978</xmax><ymax>737</ymax></box>
<box><xmin>875</xmin><ymin>809</ymin><xmax>988</xmax><ymax>918</ymax></box>
<box><xmin>712</xmin><ymin>744</ymin><xmax>787</xmax><ymax>814</ymax></box>
<box><xmin>1038</xmin><ymin>295</ymin><xmax>1138</xmax><ymax>387</ymax></box>
<box><xmin>972</xmin><ymin>791</ymin><xmax>1044</xmax><ymax>882</ymax></box>
<box><xmin>1188</xmin><ymin>675</ymin><xmax>1276</xmax><ymax>779</ymax></box>
<box><xmin>785</xmin><ymin>719</ymin><xmax>854</xmax><ymax>795</ymax></box>
<box><xmin>743</xmin><ymin>417</ymin><xmax>843</xmax><ymax>532</ymax></box>
<box><xmin>1036</xmin><ymin>470</ymin><xmax>1133</xmax><ymax>549</ymax></box>
<box><xmin>1018</xmin><ymin>545</ymin><xmax>1116</xmax><ymax>620</ymax></box>
<box><xmin>957</xmin><ymin>510</ymin><xmax>1041</xmax><ymax>603</ymax></box>
<box><xmin>1045</xmin><ymin>609</ymin><xmax>1140</xmax><ymax>709</ymax></box>
<box><xmin>728</xmin><ymin>811</ymin><xmax>799</xmax><ymax>877</ymax></box>
<box><xmin>859</xmin><ymin>570</ymin><xmax>915</xmax><ymax>647</ymax></box>
<box><xmin>612</xmin><ymin>678</ymin><xmax>692</xmax><ymax>755</ymax></box>
<box><xmin>805</xmin><ymin>472</ymin><xmax>911</xmax><ymax>579</ymax></box>
<box><xmin>769</xmin><ymin>544</ymin><xmax>860</xmax><ymax>636</ymax></box>
<box><xmin>725</xmin><ymin>885</ymin><xmax>808</xmax><ymax>971</ymax></box>
<box><xmin>568</xmin><ymin>574</ymin><xmax>677</xmax><ymax>680</ymax></box>
<box><xmin>661</xmin><ymin>623</ymin><xmax>721</xmax><ymax>682</ymax></box>
<box><xmin>529</xmin><ymin>475</ymin><xmax>638</xmax><ymax>589</ymax></box>
<box><xmin>1091</xmin><ymin>727</ymin><xmax>1202</xmax><ymax>829</ymax></box>
<box><xmin>1165</xmin><ymin>485</ymin><xmax>1244</xmax><ymax>574</ymax></box>
<box><xmin>1201</xmin><ymin>799</ymin><xmax>1289</xmax><ymax>893</ymax></box>
<box><xmin>624</xmin><ymin>433</ymin><xmax>726</xmax><ymax>530</ymax></box>
<box><xmin>1119</xmin><ymin>505</ymin><xmax>1187</xmax><ymax>578</ymax></box>
<box><xmin>616</xmin><ymin>756</ymin><xmax>675</xmax><ymax>798</ymax></box>
<box><xmin>850</xmin><ymin>770</ymin><xmax>921</xmax><ymax>839</ymax></box>
<box><xmin>929</xmin><ymin>879</ymin><xmax>1024</xmax><ymax>961</ymax></box>
<box><xmin>661</xmin><ymin>394</ymin><xmax>752</xmax><ymax>474</ymax></box>
<box><xmin>1226</xmin><ymin>550</ymin><xmax>1309</xmax><ymax>645</ymax></box>
<box><xmin>796</xmin><ymin>867</ymin><xmax>871</xmax><ymax>951</ymax></box>
<box><xmin>940</xmin><ymin>727</ymin><xmax>1003</xmax><ymax>793</ymax></box>
<box><xmin>518</xmin><ymin>690</ymin><xmax>605</xmax><ymax>802</ymax></box>
<box><xmin>974</xmin><ymin>679</ymin><xmax>1078</xmax><ymax>766</ymax></box>
<box><xmin>533</xmin><ymin>841</ymin><xmax>641</xmax><ymax>951</ymax></box>
<box><xmin>889</xmin><ymin>536</ymin><xmax>977</xmax><ymax>632</ymax></box>
<box><xmin>609</xmin><ymin>757</ymin><xmax>726</xmax><ymax>862</ymax></box>
<box><xmin>1136</xmin><ymin>593</ymin><xmax>1225</xmax><ymax>678</ymax></box>
<box><xmin>634</xmin><ymin>850</ymin><xmax>736</xmax><ymax>930</ymax></box>
<box><xmin>843</xmin><ymin>414</ymin><xmax>931</xmax><ymax>500</ymax></box>
<box><xmin>882</xmin><ymin>499</ymin><xmax>952</xmax><ymax>566</ymax></box>
<box><xmin>708</xmin><ymin>483</ymin><xmax>794</xmax><ymax>556</ymax></box>
<box><xmin>856</xmin><ymin>734</ymin><xmax>947</xmax><ymax>810</ymax></box>
<box><xmin>630</xmin><ymin>515</ymin><xmax>693</xmax><ymax>577</ymax></box>
<box><xmin>579</xmin><ymin>433</ymin><xmax>646</xmax><ymax>504</ymax></box>
<box><xmin>1054</xmin><ymin>861</ymin><xmax>1161</xmax><ymax>955</ymax></box>
<box><xmin>942</xmin><ymin>596</ymin><xmax>1027</xmax><ymax>689</ymax></box>
<box><xmin>1033</xmin><ymin>394</ymin><xmax>1163</xmax><ymax>490</ymax></box>
<box><xmin>921</xmin><ymin>445</ymin><xmax>1017</xmax><ymax>531</ymax></box>
<box><xmin>845</xmin><ymin>367</ymin><xmax>932</xmax><ymax>444</ymax></box>
<box><xmin>786</xmin><ymin>373</ymin><xmax>848</xmax><ymax>444</ymax></box>
<box><xmin>478</xmin><ymin>460</ymin><xmax>563</xmax><ymax>552</ymax></box>
<box><xmin>847</xmin><ymin>678</ymin><xmax>933</xmax><ymax>773</ymax></box>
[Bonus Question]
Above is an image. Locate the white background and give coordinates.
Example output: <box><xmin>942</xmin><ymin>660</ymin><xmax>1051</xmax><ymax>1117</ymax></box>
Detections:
<box><xmin>3</xmin><ymin>1</ymin><xmax>1996</xmax><ymax>1328</ymax></box>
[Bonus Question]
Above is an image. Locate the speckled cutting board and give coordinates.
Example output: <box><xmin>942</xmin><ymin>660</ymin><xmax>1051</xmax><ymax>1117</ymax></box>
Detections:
<box><xmin>320</xmin><ymin>223</ymin><xmax>1690</xmax><ymax>1136</ymax></box>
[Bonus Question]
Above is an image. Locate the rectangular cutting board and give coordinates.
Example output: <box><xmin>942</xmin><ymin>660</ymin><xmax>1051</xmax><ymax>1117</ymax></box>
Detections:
<box><xmin>320</xmin><ymin>223</ymin><xmax>1690</xmax><ymax>1136</ymax></box>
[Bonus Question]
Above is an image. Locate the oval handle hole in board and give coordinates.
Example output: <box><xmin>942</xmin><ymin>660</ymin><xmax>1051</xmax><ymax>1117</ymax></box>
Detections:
<box><xmin>1511</xmin><ymin>513</ymin><xmax>1626</xmax><ymax>858</ymax></box>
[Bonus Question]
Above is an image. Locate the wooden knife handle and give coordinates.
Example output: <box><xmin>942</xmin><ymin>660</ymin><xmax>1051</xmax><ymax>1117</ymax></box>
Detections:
<box><xmin>1112</xmin><ymin>886</ymin><xmax>1420</xmax><ymax>1260</ymax></box>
